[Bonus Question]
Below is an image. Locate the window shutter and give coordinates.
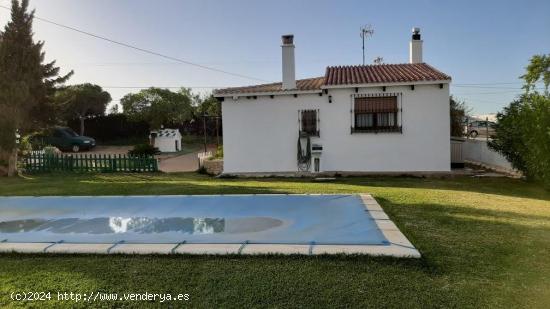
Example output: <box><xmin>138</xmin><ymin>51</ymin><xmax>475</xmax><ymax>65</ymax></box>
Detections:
<box><xmin>354</xmin><ymin>96</ymin><xmax>397</xmax><ymax>113</ymax></box>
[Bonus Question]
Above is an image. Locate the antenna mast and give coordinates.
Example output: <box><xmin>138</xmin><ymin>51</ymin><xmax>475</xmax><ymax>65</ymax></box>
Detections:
<box><xmin>360</xmin><ymin>24</ymin><xmax>374</xmax><ymax>65</ymax></box>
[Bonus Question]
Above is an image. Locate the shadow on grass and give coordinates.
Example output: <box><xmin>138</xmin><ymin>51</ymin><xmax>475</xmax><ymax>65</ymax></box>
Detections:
<box><xmin>323</xmin><ymin>176</ymin><xmax>550</xmax><ymax>202</ymax></box>
<box><xmin>375</xmin><ymin>196</ymin><xmax>550</xmax><ymax>278</ymax></box>
<box><xmin>4</xmin><ymin>173</ymin><xmax>550</xmax><ymax>203</ymax></box>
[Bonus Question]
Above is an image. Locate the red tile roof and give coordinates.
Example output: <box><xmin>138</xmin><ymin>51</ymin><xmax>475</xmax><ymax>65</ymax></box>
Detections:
<box><xmin>214</xmin><ymin>76</ymin><xmax>325</xmax><ymax>95</ymax></box>
<box><xmin>214</xmin><ymin>63</ymin><xmax>450</xmax><ymax>95</ymax></box>
<box><xmin>324</xmin><ymin>63</ymin><xmax>451</xmax><ymax>86</ymax></box>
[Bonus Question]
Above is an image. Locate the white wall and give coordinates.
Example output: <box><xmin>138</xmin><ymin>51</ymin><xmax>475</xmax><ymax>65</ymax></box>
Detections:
<box><xmin>222</xmin><ymin>84</ymin><xmax>450</xmax><ymax>173</ymax></box>
<box><xmin>463</xmin><ymin>139</ymin><xmax>514</xmax><ymax>170</ymax></box>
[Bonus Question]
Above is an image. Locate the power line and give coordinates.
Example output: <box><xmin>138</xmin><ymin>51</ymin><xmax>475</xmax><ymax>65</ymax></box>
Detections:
<box><xmin>453</xmin><ymin>82</ymin><xmax>523</xmax><ymax>86</ymax></box>
<box><xmin>453</xmin><ymin>85</ymin><xmax>523</xmax><ymax>89</ymax></box>
<box><xmin>452</xmin><ymin>85</ymin><xmax>545</xmax><ymax>90</ymax></box>
<box><xmin>0</xmin><ymin>4</ymin><xmax>270</xmax><ymax>83</ymax></box>
<box><xmin>451</xmin><ymin>90</ymin><xmax>524</xmax><ymax>95</ymax></box>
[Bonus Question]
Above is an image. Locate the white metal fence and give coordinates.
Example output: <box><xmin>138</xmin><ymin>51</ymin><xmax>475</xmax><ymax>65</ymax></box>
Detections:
<box><xmin>197</xmin><ymin>151</ymin><xmax>212</xmax><ymax>167</ymax></box>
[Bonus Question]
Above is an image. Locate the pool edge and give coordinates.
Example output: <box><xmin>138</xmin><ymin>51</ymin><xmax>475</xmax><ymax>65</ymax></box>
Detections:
<box><xmin>0</xmin><ymin>194</ymin><xmax>420</xmax><ymax>258</ymax></box>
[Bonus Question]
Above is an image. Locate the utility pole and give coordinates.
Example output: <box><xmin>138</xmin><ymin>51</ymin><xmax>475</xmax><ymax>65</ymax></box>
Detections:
<box><xmin>360</xmin><ymin>25</ymin><xmax>374</xmax><ymax>65</ymax></box>
<box><xmin>202</xmin><ymin>114</ymin><xmax>207</xmax><ymax>154</ymax></box>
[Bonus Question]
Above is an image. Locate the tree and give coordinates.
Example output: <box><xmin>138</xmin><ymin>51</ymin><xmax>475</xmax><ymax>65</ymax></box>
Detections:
<box><xmin>521</xmin><ymin>54</ymin><xmax>550</xmax><ymax>95</ymax></box>
<box><xmin>195</xmin><ymin>95</ymin><xmax>221</xmax><ymax>117</ymax></box>
<box><xmin>488</xmin><ymin>99</ymin><xmax>528</xmax><ymax>174</ymax></box>
<box><xmin>121</xmin><ymin>87</ymin><xmax>194</xmax><ymax>129</ymax></box>
<box><xmin>108</xmin><ymin>103</ymin><xmax>120</xmax><ymax>114</ymax></box>
<box><xmin>0</xmin><ymin>0</ymin><xmax>71</xmax><ymax>176</ymax></box>
<box><xmin>54</xmin><ymin>84</ymin><xmax>111</xmax><ymax>135</ymax></box>
<box><xmin>489</xmin><ymin>55</ymin><xmax>550</xmax><ymax>188</ymax></box>
<box><xmin>450</xmin><ymin>96</ymin><xmax>470</xmax><ymax>137</ymax></box>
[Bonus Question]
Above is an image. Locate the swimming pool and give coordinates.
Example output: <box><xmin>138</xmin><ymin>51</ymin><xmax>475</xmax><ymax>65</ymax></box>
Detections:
<box><xmin>0</xmin><ymin>195</ymin><xmax>388</xmax><ymax>245</ymax></box>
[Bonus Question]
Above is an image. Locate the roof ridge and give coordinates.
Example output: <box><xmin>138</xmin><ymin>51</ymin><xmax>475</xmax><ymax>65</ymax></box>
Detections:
<box><xmin>215</xmin><ymin>63</ymin><xmax>450</xmax><ymax>95</ymax></box>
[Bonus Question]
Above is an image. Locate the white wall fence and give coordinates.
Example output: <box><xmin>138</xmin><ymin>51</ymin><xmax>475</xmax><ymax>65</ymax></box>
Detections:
<box><xmin>462</xmin><ymin>139</ymin><xmax>518</xmax><ymax>175</ymax></box>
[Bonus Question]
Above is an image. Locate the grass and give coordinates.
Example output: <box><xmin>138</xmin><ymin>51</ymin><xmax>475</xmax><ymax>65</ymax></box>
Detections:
<box><xmin>0</xmin><ymin>173</ymin><xmax>549</xmax><ymax>308</ymax></box>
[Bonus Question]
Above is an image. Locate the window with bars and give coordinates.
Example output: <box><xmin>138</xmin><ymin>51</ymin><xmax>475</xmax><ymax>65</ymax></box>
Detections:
<box><xmin>352</xmin><ymin>96</ymin><xmax>401</xmax><ymax>133</ymax></box>
<box><xmin>300</xmin><ymin>109</ymin><xmax>319</xmax><ymax>136</ymax></box>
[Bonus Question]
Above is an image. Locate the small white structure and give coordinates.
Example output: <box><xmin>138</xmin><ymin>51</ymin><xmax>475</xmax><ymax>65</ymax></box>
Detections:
<box><xmin>149</xmin><ymin>128</ymin><xmax>182</xmax><ymax>153</ymax></box>
<box><xmin>215</xmin><ymin>28</ymin><xmax>452</xmax><ymax>175</ymax></box>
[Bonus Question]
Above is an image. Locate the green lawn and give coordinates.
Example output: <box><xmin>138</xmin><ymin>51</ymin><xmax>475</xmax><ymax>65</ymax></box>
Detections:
<box><xmin>0</xmin><ymin>173</ymin><xmax>549</xmax><ymax>308</ymax></box>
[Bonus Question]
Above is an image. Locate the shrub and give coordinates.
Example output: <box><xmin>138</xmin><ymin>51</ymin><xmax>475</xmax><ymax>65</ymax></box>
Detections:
<box><xmin>450</xmin><ymin>96</ymin><xmax>470</xmax><ymax>137</ymax></box>
<box><xmin>489</xmin><ymin>94</ymin><xmax>550</xmax><ymax>187</ymax></box>
<box><xmin>17</xmin><ymin>135</ymin><xmax>32</xmax><ymax>156</ymax></box>
<box><xmin>128</xmin><ymin>144</ymin><xmax>160</xmax><ymax>156</ymax></box>
<box><xmin>43</xmin><ymin>146</ymin><xmax>61</xmax><ymax>156</ymax></box>
<box><xmin>489</xmin><ymin>54</ymin><xmax>550</xmax><ymax>188</ymax></box>
<box><xmin>211</xmin><ymin>145</ymin><xmax>223</xmax><ymax>160</ymax></box>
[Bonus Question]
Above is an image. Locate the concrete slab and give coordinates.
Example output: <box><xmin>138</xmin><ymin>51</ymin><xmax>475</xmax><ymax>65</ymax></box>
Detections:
<box><xmin>313</xmin><ymin>245</ymin><xmax>421</xmax><ymax>258</ymax></box>
<box><xmin>363</xmin><ymin>203</ymin><xmax>383</xmax><ymax>211</ymax></box>
<box><xmin>173</xmin><ymin>244</ymin><xmax>242</xmax><ymax>255</ymax></box>
<box><xmin>46</xmin><ymin>243</ymin><xmax>112</xmax><ymax>254</ymax></box>
<box><xmin>241</xmin><ymin>244</ymin><xmax>310</xmax><ymax>255</ymax></box>
<box><xmin>109</xmin><ymin>244</ymin><xmax>175</xmax><ymax>254</ymax></box>
<box><xmin>369</xmin><ymin>211</ymin><xmax>390</xmax><ymax>220</ymax></box>
<box><xmin>380</xmin><ymin>230</ymin><xmax>415</xmax><ymax>248</ymax></box>
<box><xmin>0</xmin><ymin>242</ymin><xmax>51</xmax><ymax>253</ymax></box>
<box><xmin>373</xmin><ymin>220</ymin><xmax>399</xmax><ymax>231</ymax></box>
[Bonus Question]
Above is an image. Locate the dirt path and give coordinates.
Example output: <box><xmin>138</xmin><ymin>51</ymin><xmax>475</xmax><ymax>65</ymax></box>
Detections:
<box><xmin>158</xmin><ymin>145</ymin><xmax>217</xmax><ymax>173</ymax></box>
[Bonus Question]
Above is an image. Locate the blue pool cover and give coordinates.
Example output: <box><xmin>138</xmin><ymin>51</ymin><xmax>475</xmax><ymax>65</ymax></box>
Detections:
<box><xmin>0</xmin><ymin>195</ymin><xmax>388</xmax><ymax>245</ymax></box>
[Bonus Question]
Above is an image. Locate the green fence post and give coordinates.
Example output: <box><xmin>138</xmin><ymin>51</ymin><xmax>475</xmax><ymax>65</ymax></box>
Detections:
<box><xmin>111</xmin><ymin>154</ymin><xmax>114</xmax><ymax>172</ymax></box>
<box><xmin>104</xmin><ymin>154</ymin><xmax>108</xmax><ymax>172</ymax></box>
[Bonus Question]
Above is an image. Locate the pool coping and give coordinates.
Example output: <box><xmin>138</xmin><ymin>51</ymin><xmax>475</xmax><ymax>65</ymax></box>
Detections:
<box><xmin>0</xmin><ymin>194</ymin><xmax>420</xmax><ymax>258</ymax></box>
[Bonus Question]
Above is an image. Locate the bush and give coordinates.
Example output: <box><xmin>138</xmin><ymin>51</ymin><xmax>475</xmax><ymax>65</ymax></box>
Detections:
<box><xmin>128</xmin><ymin>144</ymin><xmax>160</xmax><ymax>156</ymax></box>
<box><xmin>211</xmin><ymin>145</ymin><xmax>223</xmax><ymax>160</ymax></box>
<box><xmin>43</xmin><ymin>146</ymin><xmax>61</xmax><ymax>156</ymax></box>
<box><xmin>450</xmin><ymin>96</ymin><xmax>470</xmax><ymax>137</ymax></box>
<box><xmin>17</xmin><ymin>135</ymin><xmax>33</xmax><ymax>156</ymax></box>
<box><xmin>489</xmin><ymin>94</ymin><xmax>550</xmax><ymax>187</ymax></box>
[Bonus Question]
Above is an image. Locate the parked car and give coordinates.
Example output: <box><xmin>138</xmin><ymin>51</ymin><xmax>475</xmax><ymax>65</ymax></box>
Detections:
<box><xmin>32</xmin><ymin>127</ymin><xmax>96</xmax><ymax>152</ymax></box>
<box><xmin>467</xmin><ymin>121</ymin><xmax>495</xmax><ymax>138</ymax></box>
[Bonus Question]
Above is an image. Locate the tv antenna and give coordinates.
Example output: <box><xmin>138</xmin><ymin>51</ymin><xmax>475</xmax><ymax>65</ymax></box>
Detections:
<box><xmin>360</xmin><ymin>25</ymin><xmax>374</xmax><ymax>65</ymax></box>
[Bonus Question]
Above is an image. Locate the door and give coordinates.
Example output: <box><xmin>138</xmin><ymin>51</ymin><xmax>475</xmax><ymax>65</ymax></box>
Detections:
<box><xmin>314</xmin><ymin>158</ymin><xmax>320</xmax><ymax>173</ymax></box>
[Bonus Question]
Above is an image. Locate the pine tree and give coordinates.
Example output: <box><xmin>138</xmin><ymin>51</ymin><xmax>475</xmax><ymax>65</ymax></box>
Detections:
<box><xmin>0</xmin><ymin>0</ymin><xmax>72</xmax><ymax>176</ymax></box>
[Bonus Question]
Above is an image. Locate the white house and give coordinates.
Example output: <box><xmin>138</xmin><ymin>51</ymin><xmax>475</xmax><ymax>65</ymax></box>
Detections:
<box><xmin>214</xmin><ymin>28</ymin><xmax>451</xmax><ymax>175</ymax></box>
<box><xmin>149</xmin><ymin>128</ymin><xmax>182</xmax><ymax>153</ymax></box>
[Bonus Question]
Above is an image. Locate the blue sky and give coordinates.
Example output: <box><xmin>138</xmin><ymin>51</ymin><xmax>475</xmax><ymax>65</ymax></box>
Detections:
<box><xmin>1</xmin><ymin>0</ymin><xmax>549</xmax><ymax>114</ymax></box>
